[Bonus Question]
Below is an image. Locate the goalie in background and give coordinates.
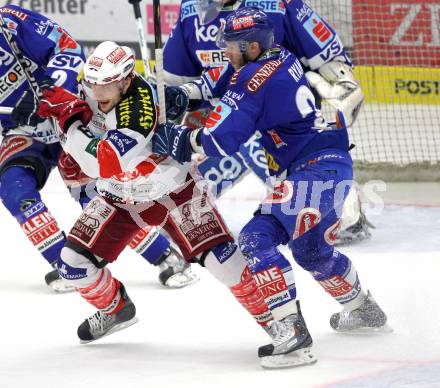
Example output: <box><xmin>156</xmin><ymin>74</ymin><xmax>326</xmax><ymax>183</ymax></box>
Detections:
<box><xmin>162</xmin><ymin>0</ymin><xmax>371</xmax><ymax>244</ymax></box>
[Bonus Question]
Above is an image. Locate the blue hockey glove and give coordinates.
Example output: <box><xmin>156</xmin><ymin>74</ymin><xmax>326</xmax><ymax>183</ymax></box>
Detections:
<box><xmin>11</xmin><ymin>89</ymin><xmax>45</xmax><ymax>127</ymax></box>
<box><xmin>152</xmin><ymin>122</ymin><xmax>193</xmax><ymax>164</ymax></box>
<box><xmin>11</xmin><ymin>78</ymin><xmax>54</xmax><ymax>127</ymax></box>
<box><xmin>165</xmin><ymin>86</ymin><xmax>189</xmax><ymax>120</ymax></box>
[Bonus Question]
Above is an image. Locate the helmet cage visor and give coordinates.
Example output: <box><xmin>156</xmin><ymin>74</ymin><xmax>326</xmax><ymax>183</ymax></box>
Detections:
<box><xmin>216</xmin><ymin>28</ymin><xmax>274</xmax><ymax>52</ymax></box>
<box><xmin>81</xmin><ymin>79</ymin><xmax>125</xmax><ymax>101</ymax></box>
<box><xmin>194</xmin><ymin>0</ymin><xmax>224</xmax><ymax>25</ymax></box>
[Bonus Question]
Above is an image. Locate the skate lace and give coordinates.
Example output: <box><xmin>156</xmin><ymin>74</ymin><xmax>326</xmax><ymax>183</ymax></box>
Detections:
<box><xmin>265</xmin><ymin>321</ymin><xmax>279</xmax><ymax>340</ymax></box>
<box><xmin>337</xmin><ymin>310</ymin><xmax>363</xmax><ymax>329</ymax></box>
<box><xmin>88</xmin><ymin>311</ymin><xmax>114</xmax><ymax>334</ymax></box>
<box><xmin>273</xmin><ymin>315</ymin><xmax>297</xmax><ymax>347</ymax></box>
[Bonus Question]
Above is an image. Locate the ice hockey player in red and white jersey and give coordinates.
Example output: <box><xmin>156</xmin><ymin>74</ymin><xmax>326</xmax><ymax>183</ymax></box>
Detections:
<box><xmin>37</xmin><ymin>42</ymin><xmax>276</xmax><ymax>365</ymax></box>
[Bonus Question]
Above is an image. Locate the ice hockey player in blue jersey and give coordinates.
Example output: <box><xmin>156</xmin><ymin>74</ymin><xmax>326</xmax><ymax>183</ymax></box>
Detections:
<box><xmin>154</xmin><ymin>7</ymin><xmax>389</xmax><ymax>368</ymax></box>
<box><xmin>0</xmin><ymin>5</ymin><xmax>197</xmax><ymax>292</ymax></box>
<box><xmin>163</xmin><ymin>0</ymin><xmax>371</xmax><ymax>244</ymax></box>
<box><xmin>0</xmin><ymin>5</ymin><xmax>85</xmax><ymax>291</ymax></box>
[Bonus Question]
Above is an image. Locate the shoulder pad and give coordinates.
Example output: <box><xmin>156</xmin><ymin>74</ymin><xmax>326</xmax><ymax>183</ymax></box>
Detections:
<box><xmin>115</xmin><ymin>75</ymin><xmax>157</xmax><ymax>136</ymax></box>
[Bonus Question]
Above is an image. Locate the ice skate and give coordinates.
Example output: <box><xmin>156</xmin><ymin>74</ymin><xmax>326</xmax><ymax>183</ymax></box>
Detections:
<box><xmin>157</xmin><ymin>247</ymin><xmax>199</xmax><ymax>288</ymax></box>
<box><xmin>258</xmin><ymin>301</ymin><xmax>317</xmax><ymax>369</ymax></box>
<box><xmin>330</xmin><ymin>291</ymin><xmax>392</xmax><ymax>333</ymax></box>
<box><xmin>45</xmin><ymin>264</ymin><xmax>75</xmax><ymax>293</ymax></box>
<box><xmin>78</xmin><ymin>284</ymin><xmax>138</xmax><ymax>343</ymax></box>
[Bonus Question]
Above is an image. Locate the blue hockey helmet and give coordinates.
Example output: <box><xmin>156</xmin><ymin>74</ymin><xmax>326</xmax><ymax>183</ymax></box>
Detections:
<box><xmin>216</xmin><ymin>7</ymin><xmax>274</xmax><ymax>52</ymax></box>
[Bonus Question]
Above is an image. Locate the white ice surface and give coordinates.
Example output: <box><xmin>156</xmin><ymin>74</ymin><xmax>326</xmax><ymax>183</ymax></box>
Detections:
<box><xmin>1</xmin><ymin>173</ymin><xmax>439</xmax><ymax>388</ymax></box>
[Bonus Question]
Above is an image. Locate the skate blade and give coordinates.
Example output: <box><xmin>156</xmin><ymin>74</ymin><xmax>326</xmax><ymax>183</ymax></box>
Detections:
<box><xmin>49</xmin><ymin>280</ymin><xmax>76</xmax><ymax>293</ymax></box>
<box><xmin>80</xmin><ymin>317</ymin><xmax>139</xmax><ymax>344</ymax></box>
<box><xmin>164</xmin><ymin>270</ymin><xmax>200</xmax><ymax>289</ymax></box>
<box><xmin>334</xmin><ymin>323</ymin><xmax>394</xmax><ymax>335</ymax></box>
<box><xmin>260</xmin><ymin>347</ymin><xmax>317</xmax><ymax>369</ymax></box>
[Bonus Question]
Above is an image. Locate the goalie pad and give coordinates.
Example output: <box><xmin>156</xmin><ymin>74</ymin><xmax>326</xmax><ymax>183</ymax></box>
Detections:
<box><xmin>306</xmin><ymin>61</ymin><xmax>364</xmax><ymax>127</ymax></box>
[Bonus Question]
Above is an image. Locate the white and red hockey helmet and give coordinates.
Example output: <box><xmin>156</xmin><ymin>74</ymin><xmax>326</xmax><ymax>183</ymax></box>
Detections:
<box><xmin>83</xmin><ymin>41</ymin><xmax>135</xmax><ymax>85</ymax></box>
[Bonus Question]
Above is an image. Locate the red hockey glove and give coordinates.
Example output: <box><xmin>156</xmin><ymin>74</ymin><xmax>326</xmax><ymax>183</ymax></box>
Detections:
<box><xmin>37</xmin><ymin>86</ymin><xmax>93</xmax><ymax>132</ymax></box>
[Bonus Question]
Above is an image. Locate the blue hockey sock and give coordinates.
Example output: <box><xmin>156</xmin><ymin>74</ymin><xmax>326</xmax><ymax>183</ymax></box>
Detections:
<box><xmin>128</xmin><ymin>226</ymin><xmax>171</xmax><ymax>265</ymax></box>
<box><xmin>0</xmin><ymin>167</ymin><xmax>66</xmax><ymax>266</ymax></box>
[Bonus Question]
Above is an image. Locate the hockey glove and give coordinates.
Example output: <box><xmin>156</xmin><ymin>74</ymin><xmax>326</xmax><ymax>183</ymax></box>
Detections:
<box><xmin>152</xmin><ymin>122</ymin><xmax>193</xmax><ymax>164</ymax></box>
<box><xmin>306</xmin><ymin>62</ymin><xmax>364</xmax><ymax>127</ymax></box>
<box><xmin>38</xmin><ymin>86</ymin><xmax>93</xmax><ymax>133</ymax></box>
<box><xmin>165</xmin><ymin>86</ymin><xmax>189</xmax><ymax>120</ymax></box>
<box><xmin>11</xmin><ymin>78</ymin><xmax>55</xmax><ymax>127</ymax></box>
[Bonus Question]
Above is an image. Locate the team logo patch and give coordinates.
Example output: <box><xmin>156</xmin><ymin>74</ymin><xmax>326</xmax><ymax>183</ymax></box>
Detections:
<box><xmin>196</xmin><ymin>50</ymin><xmax>228</xmax><ymax>68</ymax></box>
<box><xmin>0</xmin><ymin>136</ymin><xmax>32</xmax><ymax>166</ymax></box>
<box><xmin>170</xmin><ymin>188</ymin><xmax>230</xmax><ymax>253</ymax></box>
<box><xmin>303</xmin><ymin>12</ymin><xmax>334</xmax><ymax>48</ymax></box>
<box><xmin>318</xmin><ymin>275</ymin><xmax>353</xmax><ymax>298</ymax></box>
<box><xmin>244</xmin><ymin>0</ymin><xmax>286</xmax><ymax>14</ymax></box>
<box><xmin>89</xmin><ymin>56</ymin><xmax>103</xmax><ymax>68</ymax></box>
<box><xmin>204</xmin><ymin>102</ymin><xmax>232</xmax><ymax>132</ymax></box>
<box><xmin>4</xmin><ymin>17</ymin><xmax>18</xmax><ymax>34</ymax></box>
<box><xmin>254</xmin><ymin>266</ymin><xmax>290</xmax><ymax>308</ymax></box>
<box><xmin>247</xmin><ymin>59</ymin><xmax>283</xmax><ymax>92</ymax></box>
<box><xmin>180</xmin><ymin>0</ymin><xmax>198</xmax><ymax>21</ymax></box>
<box><xmin>21</xmin><ymin>210</ymin><xmax>64</xmax><ymax>252</ymax></box>
<box><xmin>0</xmin><ymin>8</ymin><xmax>28</xmax><ymax>21</ymax></box>
<box><xmin>263</xmin><ymin>181</ymin><xmax>294</xmax><ymax>204</ymax></box>
<box><xmin>268</xmin><ymin>129</ymin><xmax>287</xmax><ymax>148</ymax></box>
<box><xmin>324</xmin><ymin>219</ymin><xmax>341</xmax><ymax>246</ymax></box>
<box><xmin>58</xmin><ymin>262</ymin><xmax>87</xmax><ymax>280</ymax></box>
<box><xmin>128</xmin><ymin>226</ymin><xmax>155</xmax><ymax>250</ymax></box>
<box><xmin>292</xmin><ymin>208</ymin><xmax>321</xmax><ymax>240</ymax></box>
<box><xmin>47</xmin><ymin>25</ymin><xmax>81</xmax><ymax>55</ymax></box>
<box><xmin>69</xmin><ymin>197</ymin><xmax>116</xmax><ymax>248</ymax></box>
<box><xmin>107</xmin><ymin>130</ymin><xmax>138</xmax><ymax>156</ymax></box>
<box><xmin>204</xmin><ymin>66</ymin><xmax>227</xmax><ymax>88</ymax></box>
<box><xmin>232</xmin><ymin>16</ymin><xmax>255</xmax><ymax>30</ymax></box>
<box><xmin>0</xmin><ymin>59</ymin><xmax>38</xmax><ymax>100</ymax></box>
<box><xmin>107</xmin><ymin>47</ymin><xmax>126</xmax><ymax>64</ymax></box>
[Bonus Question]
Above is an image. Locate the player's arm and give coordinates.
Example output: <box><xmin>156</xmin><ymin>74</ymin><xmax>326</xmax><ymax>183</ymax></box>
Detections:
<box><xmin>154</xmin><ymin>82</ymin><xmax>259</xmax><ymax>162</ymax></box>
<box><xmin>11</xmin><ymin>7</ymin><xmax>85</xmax><ymax>91</ymax></box>
<box><xmin>165</xmin><ymin>65</ymin><xmax>236</xmax><ymax>120</ymax></box>
<box><xmin>163</xmin><ymin>6</ymin><xmax>203</xmax><ymax>86</ymax></box>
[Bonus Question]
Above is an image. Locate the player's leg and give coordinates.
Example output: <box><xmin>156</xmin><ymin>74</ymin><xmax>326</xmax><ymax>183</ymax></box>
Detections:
<box><xmin>144</xmin><ymin>178</ymin><xmax>274</xmax><ymax>330</ymax></box>
<box><xmin>282</xmin><ymin>153</ymin><xmax>387</xmax><ymax>333</ymax></box>
<box><xmin>290</xmin><ymin>210</ymin><xmax>388</xmax><ymax>333</ymax></box>
<box><xmin>58</xmin><ymin>150</ymin><xmax>198</xmax><ymax>288</ymax></box>
<box><xmin>239</xmin><ymin>212</ymin><xmax>315</xmax><ymax>369</ymax></box>
<box><xmin>0</xmin><ymin>136</ymin><xmax>72</xmax><ymax>292</ymax></box>
<box><xmin>128</xmin><ymin>226</ymin><xmax>199</xmax><ymax>288</ymax></box>
<box><xmin>58</xmin><ymin>195</ymin><xmax>141</xmax><ymax>342</ymax></box>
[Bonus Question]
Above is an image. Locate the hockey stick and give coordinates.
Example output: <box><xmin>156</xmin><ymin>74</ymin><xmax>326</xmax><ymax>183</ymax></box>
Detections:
<box><xmin>128</xmin><ymin>0</ymin><xmax>154</xmax><ymax>83</ymax></box>
<box><xmin>152</xmin><ymin>0</ymin><xmax>166</xmax><ymax>124</ymax></box>
<box><xmin>0</xmin><ymin>106</ymin><xmax>13</xmax><ymax>114</ymax></box>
